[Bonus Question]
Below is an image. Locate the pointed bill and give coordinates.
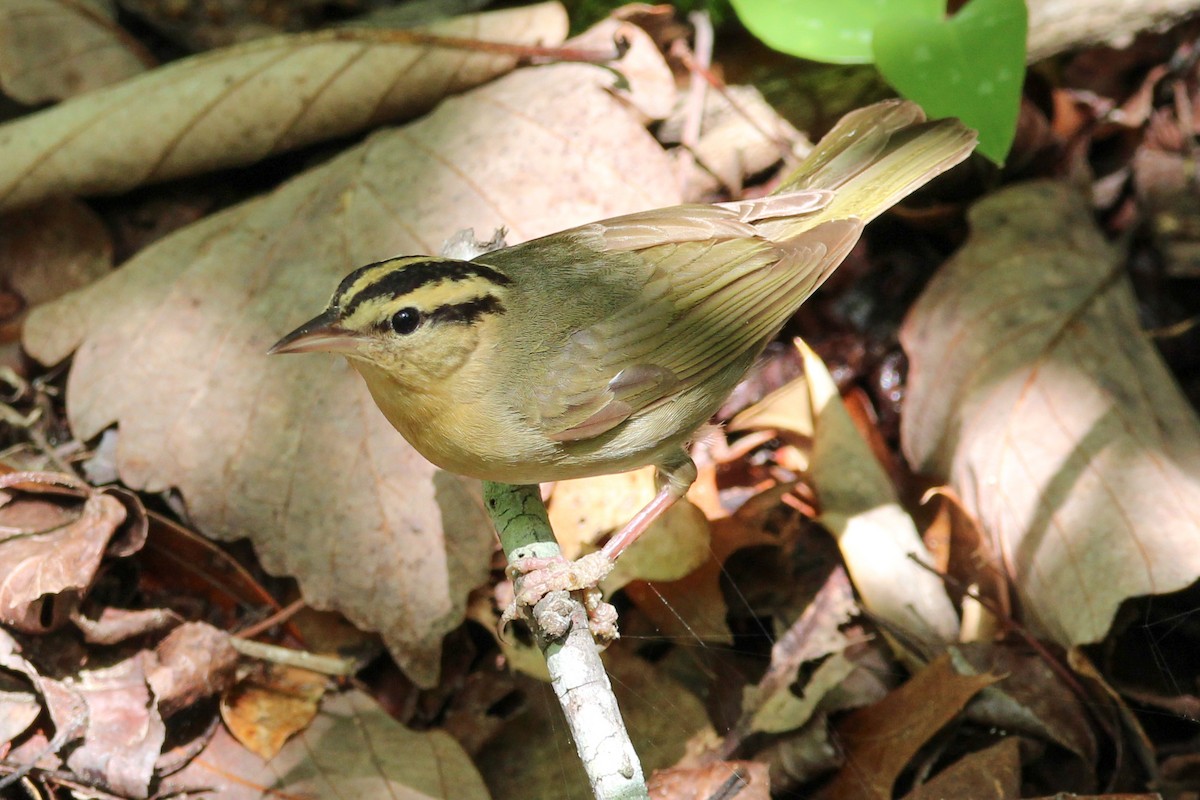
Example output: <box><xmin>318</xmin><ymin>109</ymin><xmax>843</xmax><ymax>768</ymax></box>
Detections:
<box><xmin>269</xmin><ymin>309</ymin><xmax>360</xmax><ymax>354</ymax></box>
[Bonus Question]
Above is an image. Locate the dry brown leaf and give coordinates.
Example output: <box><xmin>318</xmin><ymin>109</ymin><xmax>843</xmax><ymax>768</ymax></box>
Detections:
<box><xmin>824</xmin><ymin>652</ymin><xmax>1002</xmax><ymax>800</ymax></box>
<box><xmin>901</xmin><ymin>180</ymin><xmax>1200</xmax><ymax>648</ymax></box>
<box><xmin>0</xmin><ymin>198</ymin><xmax>113</xmax><ymax>309</ymax></box>
<box><xmin>902</xmin><ymin>737</ymin><xmax>1021</xmax><ymax>800</ymax></box>
<box><xmin>745</xmin><ymin>570</ymin><xmax>858</xmax><ymax>736</ymax></box>
<box><xmin>65</xmin><ymin>655</ymin><xmax>166</xmax><ymax>799</ymax></box>
<box><xmin>148</xmin><ymin>620</ymin><xmax>239</xmax><ymax>718</ymax></box>
<box><xmin>0</xmin><ymin>627</ymin><xmax>87</xmax><ymax>764</ymax></box>
<box><xmin>22</xmin><ymin>21</ymin><xmax>679</xmax><ymax>687</ymax></box>
<box><xmin>951</xmin><ymin>642</ymin><xmax>1097</xmax><ymax>773</ymax></box>
<box><xmin>0</xmin><ymin>0</ymin><xmax>153</xmax><ymax>104</ymax></box>
<box><xmin>921</xmin><ymin>487</ymin><xmax>1010</xmax><ymax>642</ymax></box>
<box><xmin>0</xmin><ymin>3</ymin><xmax>568</xmax><ymax>213</ymax></box>
<box><xmin>621</xmin><ymin>492</ymin><xmax>780</xmax><ymax>647</ymax></box>
<box><xmin>0</xmin><ymin>471</ymin><xmax>130</xmax><ymax>632</ymax></box>
<box><xmin>163</xmin><ymin>689</ymin><xmax>489</xmax><ymax>799</ymax></box>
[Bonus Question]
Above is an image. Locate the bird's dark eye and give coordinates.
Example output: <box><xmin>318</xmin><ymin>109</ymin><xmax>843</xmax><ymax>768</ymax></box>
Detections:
<box><xmin>390</xmin><ymin>307</ymin><xmax>421</xmax><ymax>335</ymax></box>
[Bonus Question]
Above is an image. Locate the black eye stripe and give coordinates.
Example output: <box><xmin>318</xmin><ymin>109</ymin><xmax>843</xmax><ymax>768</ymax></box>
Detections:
<box><xmin>427</xmin><ymin>296</ymin><xmax>506</xmax><ymax>326</ymax></box>
<box><xmin>338</xmin><ymin>259</ymin><xmax>511</xmax><ymax>315</ymax></box>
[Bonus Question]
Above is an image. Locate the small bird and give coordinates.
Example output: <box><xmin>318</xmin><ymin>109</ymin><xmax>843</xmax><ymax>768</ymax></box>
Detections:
<box><xmin>272</xmin><ymin>100</ymin><xmax>975</xmax><ymax>635</ymax></box>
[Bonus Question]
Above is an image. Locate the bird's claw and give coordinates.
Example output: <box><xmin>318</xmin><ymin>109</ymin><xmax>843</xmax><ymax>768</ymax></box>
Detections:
<box><xmin>501</xmin><ymin>552</ymin><xmax>619</xmax><ymax>643</ymax></box>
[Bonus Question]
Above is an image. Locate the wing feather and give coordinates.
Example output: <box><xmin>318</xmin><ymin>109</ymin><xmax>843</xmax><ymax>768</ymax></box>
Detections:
<box><xmin>535</xmin><ymin>204</ymin><xmax>862</xmax><ymax>441</ymax></box>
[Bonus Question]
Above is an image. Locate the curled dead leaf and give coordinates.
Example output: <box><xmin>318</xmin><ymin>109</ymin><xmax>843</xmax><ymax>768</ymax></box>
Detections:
<box><xmin>0</xmin><ymin>471</ymin><xmax>138</xmax><ymax>632</ymax></box>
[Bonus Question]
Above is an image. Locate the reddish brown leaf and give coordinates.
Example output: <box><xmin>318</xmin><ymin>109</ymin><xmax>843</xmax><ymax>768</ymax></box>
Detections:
<box><xmin>148</xmin><ymin>621</ymin><xmax>239</xmax><ymax>718</ymax></box>
<box><xmin>824</xmin><ymin>653</ymin><xmax>1001</xmax><ymax>800</ymax></box>
<box><xmin>649</xmin><ymin>760</ymin><xmax>770</xmax><ymax>800</ymax></box>
<box><xmin>903</xmin><ymin>737</ymin><xmax>1021</xmax><ymax>800</ymax></box>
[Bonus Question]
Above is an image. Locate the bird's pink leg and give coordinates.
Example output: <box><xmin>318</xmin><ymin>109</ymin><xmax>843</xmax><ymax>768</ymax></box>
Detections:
<box><xmin>503</xmin><ymin>451</ymin><xmax>696</xmax><ymax>640</ymax></box>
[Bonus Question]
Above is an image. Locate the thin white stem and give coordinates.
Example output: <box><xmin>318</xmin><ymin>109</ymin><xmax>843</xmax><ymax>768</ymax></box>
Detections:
<box><xmin>483</xmin><ymin>482</ymin><xmax>649</xmax><ymax>800</ymax></box>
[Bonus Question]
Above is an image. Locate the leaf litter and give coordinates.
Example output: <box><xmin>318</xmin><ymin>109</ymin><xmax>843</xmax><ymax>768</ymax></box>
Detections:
<box><xmin>3</xmin><ymin>3</ymin><xmax>1200</xmax><ymax>799</ymax></box>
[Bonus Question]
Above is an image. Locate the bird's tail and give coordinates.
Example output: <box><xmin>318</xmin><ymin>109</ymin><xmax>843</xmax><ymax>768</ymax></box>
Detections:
<box><xmin>772</xmin><ymin>100</ymin><xmax>977</xmax><ymax>229</ymax></box>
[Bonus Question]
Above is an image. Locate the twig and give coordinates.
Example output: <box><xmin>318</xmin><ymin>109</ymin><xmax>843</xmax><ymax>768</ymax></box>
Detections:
<box><xmin>229</xmin><ymin>638</ymin><xmax>357</xmax><ymax>676</ymax></box>
<box><xmin>328</xmin><ymin>27</ymin><xmax>627</xmax><ymax>64</ymax></box>
<box><xmin>483</xmin><ymin>482</ymin><xmax>648</xmax><ymax>800</ymax></box>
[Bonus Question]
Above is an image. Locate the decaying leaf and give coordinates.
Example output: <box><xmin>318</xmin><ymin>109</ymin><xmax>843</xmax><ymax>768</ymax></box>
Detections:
<box><xmin>64</xmin><ymin>655</ymin><xmax>166</xmax><ymax>799</ymax></box>
<box><xmin>951</xmin><ymin>642</ymin><xmax>1098</xmax><ymax>775</ymax></box>
<box><xmin>0</xmin><ymin>471</ymin><xmax>132</xmax><ymax>632</ymax></box>
<box><xmin>744</xmin><ymin>570</ymin><xmax>858</xmax><ymax>736</ymax></box>
<box><xmin>902</xmin><ymin>737</ymin><xmax>1021</xmax><ymax>800</ymax></box>
<box><xmin>221</xmin><ymin>664</ymin><xmax>328</xmax><ymax>759</ymax></box>
<box><xmin>901</xmin><ymin>180</ymin><xmax>1200</xmax><ymax>648</ymax></box>
<box><xmin>648</xmin><ymin>760</ymin><xmax>770</xmax><ymax>800</ymax></box>
<box><xmin>21</xmin><ymin>22</ymin><xmax>679</xmax><ymax>686</ymax></box>
<box><xmin>0</xmin><ymin>628</ymin><xmax>87</xmax><ymax>768</ymax></box>
<box><xmin>0</xmin><ymin>198</ymin><xmax>113</xmax><ymax>310</ymax></box>
<box><xmin>0</xmin><ymin>3</ymin><xmax>568</xmax><ymax>213</ymax></box>
<box><xmin>0</xmin><ymin>0</ymin><xmax>153</xmax><ymax>105</ymax></box>
<box><xmin>823</xmin><ymin>653</ymin><xmax>1001</xmax><ymax>800</ymax></box>
<box><xmin>148</xmin><ymin>620</ymin><xmax>239</xmax><ymax>718</ymax></box>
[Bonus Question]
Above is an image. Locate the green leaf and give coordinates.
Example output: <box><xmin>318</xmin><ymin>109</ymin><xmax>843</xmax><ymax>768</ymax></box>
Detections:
<box><xmin>729</xmin><ymin>0</ymin><xmax>944</xmax><ymax>64</ymax></box>
<box><xmin>873</xmin><ymin>0</ymin><xmax>1026</xmax><ymax>164</ymax></box>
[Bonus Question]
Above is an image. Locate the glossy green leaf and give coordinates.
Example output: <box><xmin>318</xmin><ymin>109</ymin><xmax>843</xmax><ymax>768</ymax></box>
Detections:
<box><xmin>873</xmin><ymin>0</ymin><xmax>1026</xmax><ymax>164</ymax></box>
<box><xmin>729</xmin><ymin>0</ymin><xmax>944</xmax><ymax>64</ymax></box>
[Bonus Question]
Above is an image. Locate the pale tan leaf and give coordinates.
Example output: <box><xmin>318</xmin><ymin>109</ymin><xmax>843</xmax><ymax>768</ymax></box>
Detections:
<box><xmin>547</xmin><ymin>467</ymin><xmax>711</xmax><ymax>589</ymax></box>
<box><xmin>22</xmin><ymin>22</ymin><xmax>678</xmax><ymax>687</ymax></box>
<box><xmin>901</xmin><ymin>181</ymin><xmax>1200</xmax><ymax>647</ymax></box>
<box><xmin>0</xmin><ymin>0</ymin><xmax>153</xmax><ymax>104</ymax></box>
<box><xmin>221</xmin><ymin>664</ymin><xmax>327</xmax><ymax>759</ymax></box>
<box><xmin>0</xmin><ymin>3</ymin><xmax>568</xmax><ymax>213</ymax></box>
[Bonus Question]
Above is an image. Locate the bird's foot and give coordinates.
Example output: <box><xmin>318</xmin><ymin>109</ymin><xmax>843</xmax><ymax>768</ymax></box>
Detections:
<box><xmin>500</xmin><ymin>552</ymin><xmax>618</xmax><ymax>643</ymax></box>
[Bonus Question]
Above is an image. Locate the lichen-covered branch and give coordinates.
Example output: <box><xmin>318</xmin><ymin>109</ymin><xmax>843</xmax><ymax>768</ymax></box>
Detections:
<box><xmin>482</xmin><ymin>482</ymin><xmax>649</xmax><ymax>800</ymax></box>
